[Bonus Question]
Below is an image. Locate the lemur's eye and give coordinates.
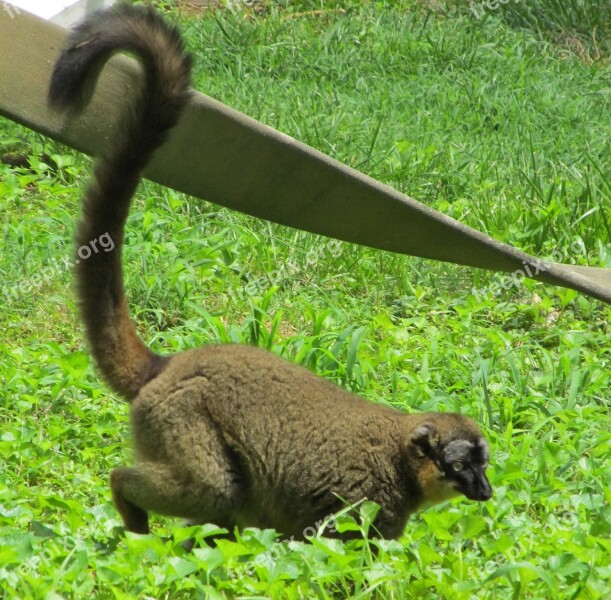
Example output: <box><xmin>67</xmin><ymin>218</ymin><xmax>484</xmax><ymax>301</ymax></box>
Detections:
<box><xmin>452</xmin><ymin>461</ymin><xmax>465</xmax><ymax>473</ymax></box>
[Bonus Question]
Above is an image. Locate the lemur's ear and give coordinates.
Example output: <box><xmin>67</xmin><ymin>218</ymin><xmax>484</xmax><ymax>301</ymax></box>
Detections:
<box><xmin>411</xmin><ymin>423</ymin><xmax>440</xmax><ymax>458</ymax></box>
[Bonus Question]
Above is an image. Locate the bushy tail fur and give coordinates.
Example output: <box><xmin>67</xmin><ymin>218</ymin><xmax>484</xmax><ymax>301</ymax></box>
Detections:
<box><xmin>48</xmin><ymin>5</ymin><xmax>192</xmax><ymax>400</ymax></box>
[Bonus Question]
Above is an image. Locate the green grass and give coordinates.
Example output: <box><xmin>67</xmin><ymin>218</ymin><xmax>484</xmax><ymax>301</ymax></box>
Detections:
<box><xmin>1</xmin><ymin>1</ymin><xmax>609</xmax><ymax>598</ymax></box>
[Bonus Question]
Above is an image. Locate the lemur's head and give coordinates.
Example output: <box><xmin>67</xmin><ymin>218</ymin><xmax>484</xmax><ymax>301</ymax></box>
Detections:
<box><xmin>410</xmin><ymin>414</ymin><xmax>492</xmax><ymax>504</ymax></box>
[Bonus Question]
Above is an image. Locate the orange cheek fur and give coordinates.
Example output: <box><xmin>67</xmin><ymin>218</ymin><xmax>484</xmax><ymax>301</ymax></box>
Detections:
<box><xmin>417</xmin><ymin>460</ymin><xmax>460</xmax><ymax>506</ymax></box>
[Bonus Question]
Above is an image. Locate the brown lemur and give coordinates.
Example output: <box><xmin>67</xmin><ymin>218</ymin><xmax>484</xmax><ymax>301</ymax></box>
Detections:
<box><xmin>48</xmin><ymin>4</ymin><xmax>492</xmax><ymax>541</ymax></box>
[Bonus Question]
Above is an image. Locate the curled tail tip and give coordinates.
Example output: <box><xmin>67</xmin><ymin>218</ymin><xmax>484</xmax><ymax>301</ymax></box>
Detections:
<box><xmin>48</xmin><ymin>60</ymin><xmax>88</xmax><ymax>115</ymax></box>
<box><xmin>48</xmin><ymin>4</ymin><xmax>192</xmax><ymax>116</ymax></box>
<box><xmin>48</xmin><ymin>23</ymin><xmax>110</xmax><ymax>115</ymax></box>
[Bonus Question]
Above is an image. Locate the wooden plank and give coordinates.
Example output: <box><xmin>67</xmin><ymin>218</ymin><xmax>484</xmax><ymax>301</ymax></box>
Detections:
<box><xmin>0</xmin><ymin>7</ymin><xmax>609</xmax><ymax>303</ymax></box>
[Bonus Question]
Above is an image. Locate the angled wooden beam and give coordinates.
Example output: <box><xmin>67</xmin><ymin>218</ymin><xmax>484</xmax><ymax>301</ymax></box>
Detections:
<box><xmin>1</xmin><ymin>7</ymin><xmax>609</xmax><ymax>304</ymax></box>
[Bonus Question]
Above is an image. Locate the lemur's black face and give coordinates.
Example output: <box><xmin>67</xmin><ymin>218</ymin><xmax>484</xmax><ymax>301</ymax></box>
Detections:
<box><xmin>440</xmin><ymin>438</ymin><xmax>492</xmax><ymax>501</ymax></box>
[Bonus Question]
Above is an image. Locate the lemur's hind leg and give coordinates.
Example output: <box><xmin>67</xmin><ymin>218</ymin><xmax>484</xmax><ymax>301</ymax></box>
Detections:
<box><xmin>110</xmin><ymin>462</ymin><xmax>239</xmax><ymax>534</ymax></box>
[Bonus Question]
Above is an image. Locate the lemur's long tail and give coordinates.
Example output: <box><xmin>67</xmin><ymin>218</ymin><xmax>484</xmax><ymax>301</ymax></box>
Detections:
<box><xmin>48</xmin><ymin>5</ymin><xmax>192</xmax><ymax>400</ymax></box>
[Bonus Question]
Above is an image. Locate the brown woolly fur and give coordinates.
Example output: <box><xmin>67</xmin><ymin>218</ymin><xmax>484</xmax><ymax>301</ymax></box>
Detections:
<box><xmin>50</xmin><ymin>4</ymin><xmax>492</xmax><ymax>539</ymax></box>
